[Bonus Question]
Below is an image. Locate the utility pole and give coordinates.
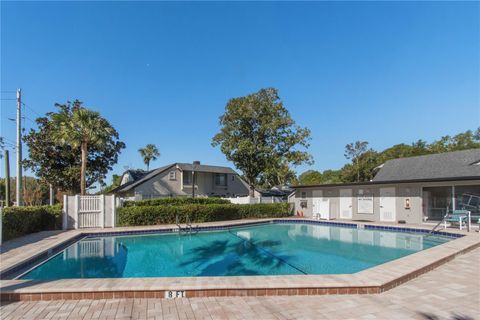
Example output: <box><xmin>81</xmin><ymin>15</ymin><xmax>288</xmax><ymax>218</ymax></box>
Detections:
<box><xmin>49</xmin><ymin>184</ymin><xmax>54</xmax><ymax>205</ymax></box>
<box><xmin>192</xmin><ymin>170</ymin><xmax>195</xmax><ymax>198</ymax></box>
<box><xmin>4</xmin><ymin>150</ymin><xmax>10</xmax><ymax>207</ymax></box>
<box><xmin>16</xmin><ymin>88</ymin><xmax>23</xmax><ymax>206</ymax></box>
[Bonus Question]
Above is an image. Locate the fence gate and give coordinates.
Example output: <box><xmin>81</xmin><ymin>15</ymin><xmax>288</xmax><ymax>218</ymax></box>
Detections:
<box><xmin>78</xmin><ymin>196</ymin><xmax>103</xmax><ymax>228</ymax></box>
<box><xmin>63</xmin><ymin>195</ymin><xmax>116</xmax><ymax>229</ymax></box>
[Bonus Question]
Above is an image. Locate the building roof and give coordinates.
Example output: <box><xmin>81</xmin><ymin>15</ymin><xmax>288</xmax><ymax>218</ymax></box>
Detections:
<box><xmin>125</xmin><ymin>169</ymin><xmax>150</xmax><ymax>181</ymax></box>
<box><xmin>292</xmin><ymin>149</ymin><xmax>480</xmax><ymax>190</ymax></box>
<box><xmin>111</xmin><ymin>162</ymin><xmax>239</xmax><ymax>193</ymax></box>
<box><xmin>372</xmin><ymin>149</ymin><xmax>480</xmax><ymax>182</ymax></box>
<box><xmin>258</xmin><ymin>186</ymin><xmax>295</xmax><ymax>197</ymax></box>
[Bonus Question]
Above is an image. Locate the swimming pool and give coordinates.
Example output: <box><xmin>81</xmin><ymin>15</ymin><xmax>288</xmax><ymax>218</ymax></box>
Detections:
<box><xmin>20</xmin><ymin>222</ymin><xmax>452</xmax><ymax>279</ymax></box>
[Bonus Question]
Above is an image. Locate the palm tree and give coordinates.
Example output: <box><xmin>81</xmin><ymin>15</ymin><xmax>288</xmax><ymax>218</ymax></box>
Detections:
<box><xmin>52</xmin><ymin>101</ymin><xmax>115</xmax><ymax>195</ymax></box>
<box><xmin>138</xmin><ymin>144</ymin><xmax>160</xmax><ymax>171</ymax></box>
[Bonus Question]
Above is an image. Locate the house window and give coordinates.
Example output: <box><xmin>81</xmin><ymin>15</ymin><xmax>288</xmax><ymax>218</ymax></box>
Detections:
<box><xmin>169</xmin><ymin>171</ymin><xmax>176</xmax><ymax>180</ymax></box>
<box><xmin>423</xmin><ymin>186</ymin><xmax>452</xmax><ymax>221</ymax></box>
<box><xmin>231</xmin><ymin>175</ymin><xmax>235</xmax><ymax>181</ymax></box>
<box><xmin>215</xmin><ymin>173</ymin><xmax>227</xmax><ymax>187</ymax></box>
<box><xmin>455</xmin><ymin>185</ymin><xmax>480</xmax><ymax>218</ymax></box>
<box><xmin>183</xmin><ymin>171</ymin><xmax>193</xmax><ymax>185</ymax></box>
<box><xmin>301</xmin><ymin>192</ymin><xmax>307</xmax><ymax>199</ymax></box>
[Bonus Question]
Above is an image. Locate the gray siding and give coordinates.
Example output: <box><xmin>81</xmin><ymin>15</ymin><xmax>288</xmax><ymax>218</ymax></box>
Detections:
<box><xmin>127</xmin><ymin>167</ymin><xmax>250</xmax><ymax>199</ymax></box>
<box><xmin>289</xmin><ymin>180</ymin><xmax>480</xmax><ymax>224</ymax></box>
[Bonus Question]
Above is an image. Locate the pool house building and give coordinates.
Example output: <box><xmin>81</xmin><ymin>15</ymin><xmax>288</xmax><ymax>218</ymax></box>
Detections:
<box><xmin>289</xmin><ymin>149</ymin><xmax>480</xmax><ymax>224</ymax></box>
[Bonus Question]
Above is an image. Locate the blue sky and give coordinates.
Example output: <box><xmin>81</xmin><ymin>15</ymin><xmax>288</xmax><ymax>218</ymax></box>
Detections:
<box><xmin>1</xmin><ymin>1</ymin><xmax>479</xmax><ymax>186</ymax></box>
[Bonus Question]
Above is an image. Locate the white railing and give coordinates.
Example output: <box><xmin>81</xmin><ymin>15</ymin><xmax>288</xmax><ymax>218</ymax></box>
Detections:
<box><xmin>79</xmin><ymin>211</ymin><xmax>100</xmax><ymax>228</ymax></box>
<box><xmin>224</xmin><ymin>196</ymin><xmax>285</xmax><ymax>205</ymax></box>
<box><xmin>80</xmin><ymin>196</ymin><xmax>101</xmax><ymax>212</ymax></box>
<box><xmin>77</xmin><ymin>195</ymin><xmax>103</xmax><ymax>228</ymax></box>
<box><xmin>63</xmin><ymin>194</ymin><xmax>116</xmax><ymax>230</ymax></box>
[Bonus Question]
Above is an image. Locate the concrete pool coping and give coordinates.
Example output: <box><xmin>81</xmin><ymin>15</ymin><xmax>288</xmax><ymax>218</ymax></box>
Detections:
<box><xmin>1</xmin><ymin>218</ymin><xmax>479</xmax><ymax>301</ymax></box>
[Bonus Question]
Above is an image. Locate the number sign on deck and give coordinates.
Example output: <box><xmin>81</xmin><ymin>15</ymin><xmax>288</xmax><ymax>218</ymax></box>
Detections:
<box><xmin>165</xmin><ymin>290</ymin><xmax>186</xmax><ymax>299</ymax></box>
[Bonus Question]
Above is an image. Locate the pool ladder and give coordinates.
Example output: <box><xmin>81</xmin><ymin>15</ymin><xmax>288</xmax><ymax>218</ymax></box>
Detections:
<box><xmin>175</xmin><ymin>214</ymin><xmax>197</xmax><ymax>234</ymax></box>
<box><xmin>427</xmin><ymin>212</ymin><xmax>449</xmax><ymax>236</ymax></box>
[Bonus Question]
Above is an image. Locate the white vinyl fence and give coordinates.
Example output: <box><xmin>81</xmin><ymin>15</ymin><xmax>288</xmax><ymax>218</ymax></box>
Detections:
<box><xmin>224</xmin><ymin>196</ymin><xmax>285</xmax><ymax>205</ymax></box>
<box><xmin>63</xmin><ymin>195</ymin><xmax>117</xmax><ymax>229</ymax></box>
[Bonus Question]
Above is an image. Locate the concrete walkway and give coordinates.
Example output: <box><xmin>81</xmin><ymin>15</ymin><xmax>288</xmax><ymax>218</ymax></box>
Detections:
<box><xmin>1</xmin><ymin>248</ymin><xmax>478</xmax><ymax>320</ymax></box>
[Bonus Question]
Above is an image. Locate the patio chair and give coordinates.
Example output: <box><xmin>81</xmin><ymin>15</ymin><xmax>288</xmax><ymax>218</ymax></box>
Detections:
<box><xmin>444</xmin><ymin>210</ymin><xmax>470</xmax><ymax>230</ymax></box>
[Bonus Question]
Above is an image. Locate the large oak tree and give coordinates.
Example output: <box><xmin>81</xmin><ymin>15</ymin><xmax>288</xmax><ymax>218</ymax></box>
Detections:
<box><xmin>212</xmin><ymin>88</ymin><xmax>312</xmax><ymax>195</ymax></box>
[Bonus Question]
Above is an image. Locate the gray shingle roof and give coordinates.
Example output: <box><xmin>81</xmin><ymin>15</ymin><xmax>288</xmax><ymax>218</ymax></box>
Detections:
<box><xmin>110</xmin><ymin>164</ymin><xmax>175</xmax><ymax>193</ymax></box>
<box><xmin>125</xmin><ymin>169</ymin><xmax>149</xmax><ymax>181</ymax></box>
<box><xmin>372</xmin><ymin>149</ymin><xmax>480</xmax><ymax>182</ymax></box>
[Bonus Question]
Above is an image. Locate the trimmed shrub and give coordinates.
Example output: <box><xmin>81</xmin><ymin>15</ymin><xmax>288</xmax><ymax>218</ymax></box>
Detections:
<box><xmin>1</xmin><ymin>205</ymin><xmax>63</xmax><ymax>241</ymax></box>
<box><xmin>117</xmin><ymin>203</ymin><xmax>292</xmax><ymax>227</ymax></box>
<box><xmin>123</xmin><ymin>197</ymin><xmax>230</xmax><ymax>207</ymax></box>
<box><xmin>237</xmin><ymin>203</ymin><xmax>292</xmax><ymax>219</ymax></box>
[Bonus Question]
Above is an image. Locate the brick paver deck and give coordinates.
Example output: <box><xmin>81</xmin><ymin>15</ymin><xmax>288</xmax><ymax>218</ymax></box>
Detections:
<box><xmin>1</xmin><ymin>247</ymin><xmax>478</xmax><ymax>319</ymax></box>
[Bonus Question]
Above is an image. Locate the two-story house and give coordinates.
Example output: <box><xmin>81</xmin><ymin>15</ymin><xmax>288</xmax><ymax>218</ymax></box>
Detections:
<box><xmin>111</xmin><ymin>161</ymin><xmax>251</xmax><ymax>200</ymax></box>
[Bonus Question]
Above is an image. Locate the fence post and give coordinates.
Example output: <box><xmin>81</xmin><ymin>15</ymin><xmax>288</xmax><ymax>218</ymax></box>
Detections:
<box><xmin>112</xmin><ymin>195</ymin><xmax>116</xmax><ymax>228</ymax></box>
<box><xmin>74</xmin><ymin>195</ymin><xmax>79</xmax><ymax>229</ymax></box>
<box><xmin>100</xmin><ymin>195</ymin><xmax>105</xmax><ymax>228</ymax></box>
<box><xmin>62</xmin><ymin>194</ymin><xmax>68</xmax><ymax>230</ymax></box>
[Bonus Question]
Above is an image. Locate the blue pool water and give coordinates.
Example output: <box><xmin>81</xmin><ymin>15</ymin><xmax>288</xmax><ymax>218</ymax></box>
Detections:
<box><xmin>20</xmin><ymin>223</ymin><xmax>451</xmax><ymax>279</ymax></box>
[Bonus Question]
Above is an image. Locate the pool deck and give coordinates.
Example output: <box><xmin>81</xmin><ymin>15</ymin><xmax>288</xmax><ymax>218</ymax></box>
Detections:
<box><xmin>0</xmin><ymin>218</ymin><xmax>479</xmax><ymax>301</ymax></box>
<box><xmin>1</xmin><ymin>247</ymin><xmax>478</xmax><ymax>319</ymax></box>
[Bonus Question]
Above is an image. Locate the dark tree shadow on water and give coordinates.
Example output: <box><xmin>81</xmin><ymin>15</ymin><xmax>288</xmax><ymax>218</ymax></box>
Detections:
<box><xmin>178</xmin><ymin>240</ymin><xmax>230</xmax><ymax>267</ymax></box>
<box><xmin>178</xmin><ymin>237</ymin><xmax>297</xmax><ymax>276</ymax></box>
<box><xmin>417</xmin><ymin>311</ymin><xmax>474</xmax><ymax>320</ymax></box>
<box><xmin>253</xmin><ymin>240</ymin><xmax>282</xmax><ymax>248</ymax></box>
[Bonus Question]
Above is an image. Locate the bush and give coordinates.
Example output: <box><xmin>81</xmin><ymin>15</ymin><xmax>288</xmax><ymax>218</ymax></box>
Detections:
<box><xmin>117</xmin><ymin>203</ymin><xmax>292</xmax><ymax>226</ymax></box>
<box><xmin>1</xmin><ymin>204</ymin><xmax>62</xmax><ymax>241</ymax></box>
<box><xmin>123</xmin><ymin>197</ymin><xmax>230</xmax><ymax>207</ymax></box>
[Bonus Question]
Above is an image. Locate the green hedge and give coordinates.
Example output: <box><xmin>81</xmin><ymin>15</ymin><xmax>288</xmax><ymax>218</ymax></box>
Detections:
<box><xmin>117</xmin><ymin>203</ymin><xmax>292</xmax><ymax>226</ymax></box>
<box><xmin>1</xmin><ymin>205</ymin><xmax>62</xmax><ymax>241</ymax></box>
<box><xmin>123</xmin><ymin>197</ymin><xmax>230</xmax><ymax>207</ymax></box>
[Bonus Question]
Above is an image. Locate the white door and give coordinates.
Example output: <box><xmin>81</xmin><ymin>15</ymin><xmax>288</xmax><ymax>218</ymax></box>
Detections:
<box><xmin>380</xmin><ymin>187</ymin><xmax>396</xmax><ymax>222</ymax></box>
<box><xmin>313</xmin><ymin>198</ymin><xmax>330</xmax><ymax>220</ymax></box>
<box><xmin>339</xmin><ymin>189</ymin><xmax>353</xmax><ymax>219</ymax></box>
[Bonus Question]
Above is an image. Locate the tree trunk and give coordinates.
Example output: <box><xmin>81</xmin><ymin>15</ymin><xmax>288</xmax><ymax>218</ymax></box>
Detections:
<box><xmin>80</xmin><ymin>142</ymin><xmax>87</xmax><ymax>195</ymax></box>
<box><xmin>249</xmin><ymin>184</ymin><xmax>255</xmax><ymax>197</ymax></box>
<box><xmin>356</xmin><ymin>158</ymin><xmax>360</xmax><ymax>182</ymax></box>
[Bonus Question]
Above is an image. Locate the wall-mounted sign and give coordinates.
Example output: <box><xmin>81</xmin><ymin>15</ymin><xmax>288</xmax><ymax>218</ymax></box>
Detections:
<box><xmin>358</xmin><ymin>194</ymin><xmax>374</xmax><ymax>214</ymax></box>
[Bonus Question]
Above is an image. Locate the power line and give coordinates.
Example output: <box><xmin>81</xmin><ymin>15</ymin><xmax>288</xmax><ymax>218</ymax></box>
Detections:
<box><xmin>2</xmin><ymin>137</ymin><xmax>16</xmax><ymax>144</ymax></box>
<box><xmin>22</xmin><ymin>102</ymin><xmax>42</xmax><ymax>117</ymax></box>
<box><xmin>1</xmin><ymin>140</ymin><xmax>16</xmax><ymax>149</ymax></box>
<box><xmin>22</xmin><ymin>114</ymin><xmax>37</xmax><ymax>125</ymax></box>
